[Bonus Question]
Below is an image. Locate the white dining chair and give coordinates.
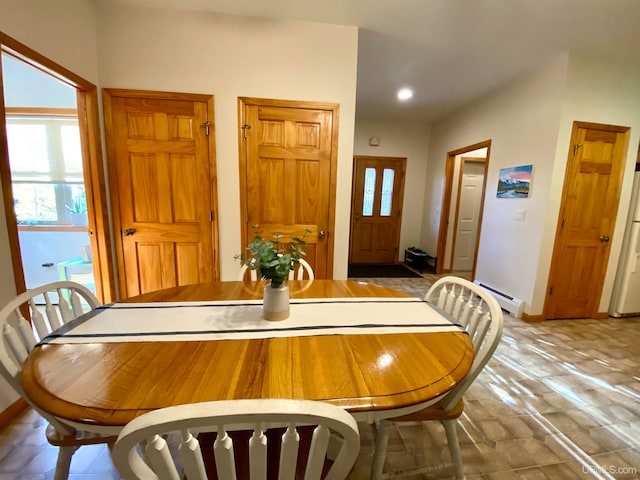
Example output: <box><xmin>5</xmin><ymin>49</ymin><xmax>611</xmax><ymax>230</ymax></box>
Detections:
<box><xmin>289</xmin><ymin>258</ymin><xmax>315</xmax><ymax>281</ymax></box>
<box><xmin>0</xmin><ymin>281</ymin><xmax>117</xmax><ymax>480</ymax></box>
<box><xmin>112</xmin><ymin>398</ymin><xmax>360</xmax><ymax>480</ymax></box>
<box><xmin>370</xmin><ymin>276</ymin><xmax>504</xmax><ymax>480</ymax></box>
<box><xmin>239</xmin><ymin>257</ymin><xmax>315</xmax><ymax>281</ymax></box>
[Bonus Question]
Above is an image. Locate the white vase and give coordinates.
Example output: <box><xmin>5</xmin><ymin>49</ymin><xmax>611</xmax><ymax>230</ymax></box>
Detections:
<box><xmin>263</xmin><ymin>283</ymin><xmax>290</xmax><ymax>321</ymax></box>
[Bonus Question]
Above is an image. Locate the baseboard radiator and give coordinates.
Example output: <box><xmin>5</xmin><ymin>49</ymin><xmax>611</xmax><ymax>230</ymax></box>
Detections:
<box><xmin>473</xmin><ymin>280</ymin><xmax>524</xmax><ymax>318</ymax></box>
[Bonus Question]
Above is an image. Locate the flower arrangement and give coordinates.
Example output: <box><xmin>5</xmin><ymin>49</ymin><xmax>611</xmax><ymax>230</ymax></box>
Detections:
<box><xmin>236</xmin><ymin>226</ymin><xmax>309</xmax><ymax>288</ymax></box>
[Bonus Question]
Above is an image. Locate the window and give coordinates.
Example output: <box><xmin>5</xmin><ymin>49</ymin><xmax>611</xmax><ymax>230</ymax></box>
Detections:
<box><xmin>6</xmin><ymin>114</ymin><xmax>86</xmax><ymax>225</ymax></box>
<box><xmin>362</xmin><ymin>167</ymin><xmax>396</xmax><ymax>217</ymax></box>
<box><xmin>380</xmin><ymin>168</ymin><xmax>395</xmax><ymax>216</ymax></box>
<box><xmin>363</xmin><ymin>167</ymin><xmax>376</xmax><ymax>216</ymax></box>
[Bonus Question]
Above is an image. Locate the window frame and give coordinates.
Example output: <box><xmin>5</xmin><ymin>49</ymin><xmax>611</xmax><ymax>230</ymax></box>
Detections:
<box><xmin>5</xmin><ymin>108</ymin><xmax>86</xmax><ymax>226</ymax></box>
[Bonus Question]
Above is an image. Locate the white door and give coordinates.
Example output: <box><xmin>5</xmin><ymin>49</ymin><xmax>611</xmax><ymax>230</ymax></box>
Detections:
<box><xmin>632</xmin><ymin>173</ymin><xmax>640</xmax><ymax>222</ymax></box>
<box><xmin>611</xmin><ymin>221</ymin><xmax>640</xmax><ymax>315</ymax></box>
<box><xmin>452</xmin><ymin>161</ymin><xmax>485</xmax><ymax>271</ymax></box>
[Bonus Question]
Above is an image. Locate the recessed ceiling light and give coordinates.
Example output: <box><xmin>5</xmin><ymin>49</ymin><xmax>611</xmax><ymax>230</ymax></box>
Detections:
<box><xmin>397</xmin><ymin>88</ymin><xmax>413</xmax><ymax>101</ymax></box>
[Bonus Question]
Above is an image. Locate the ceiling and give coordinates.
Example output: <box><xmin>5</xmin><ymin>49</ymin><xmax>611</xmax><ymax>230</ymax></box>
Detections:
<box><xmin>96</xmin><ymin>0</ymin><xmax>640</xmax><ymax>123</ymax></box>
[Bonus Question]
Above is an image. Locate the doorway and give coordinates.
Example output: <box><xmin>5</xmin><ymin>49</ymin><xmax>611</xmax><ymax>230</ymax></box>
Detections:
<box><xmin>349</xmin><ymin>156</ymin><xmax>406</xmax><ymax>264</ymax></box>
<box><xmin>0</xmin><ymin>33</ymin><xmax>113</xmax><ymax>302</ymax></box>
<box><xmin>451</xmin><ymin>157</ymin><xmax>486</xmax><ymax>271</ymax></box>
<box><xmin>3</xmin><ymin>55</ymin><xmax>96</xmax><ymax>296</ymax></box>
<box><xmin>436</xmin><ymin>140</ymin><xmax>491</xmax><ymax>278</ymax></box>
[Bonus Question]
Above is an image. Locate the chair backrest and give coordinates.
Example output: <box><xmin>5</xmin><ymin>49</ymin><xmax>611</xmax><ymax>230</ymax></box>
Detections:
<box><xmin>112</xmin><ymin>399</ymin><xmax>360</xmax><ymax>480</ymax></box>
<box><xmin>0</xmin><ymin>281</ymin><xmax>100</xmax><ymax>430</ymax></box>
<box><xmin>424</xmin><ymin>276</ymin><xmax>504</xmax><ymax>411</ymax></box>
<box><xmin>239</xmin><ymin>258</ymin><xmax>315</xmax><ymax>282</ymax></box>
<box><xmin>289</xmin><ymin>258</ymin><xmax>315</xmax><ymax>281</ymax></box>
<box><xmin>238</xmin><ymin>261</ymin><xmax>257</xmax><ymax>281</ymax></box>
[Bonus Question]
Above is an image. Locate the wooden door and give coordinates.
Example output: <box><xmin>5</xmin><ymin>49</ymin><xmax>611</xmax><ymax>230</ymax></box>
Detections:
<box><xmin>452</xmin><ymin>159</ymin><xmax>486</xmax><ymax>271</ymax></box>
<box><xmin>545</xmin><ymin>122</ymin><xmax>629</xmax><ymax>319</ymax></box>
<box><xmin>349</xmin><ymin>156</ymin><xmax>406</xmax><ymax>264</ymax></box>
<box><xmin>104</xmin><ymin>90</ymin><xmax>219</xmax><ymax>298</ymax></box>
<box><xmin>239</xmin><ymin>98</ymin><xmax>338</xmax><ymax>279</ymax></box>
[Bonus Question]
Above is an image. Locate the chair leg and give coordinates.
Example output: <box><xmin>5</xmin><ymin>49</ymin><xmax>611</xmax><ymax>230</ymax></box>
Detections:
<box><xmin>53</xmin><ymin>445</ymin><xmax>79</xmax><ymax>480</ymax></box>
<box><xmin>370</xmin><ymin>419</ymin><xmax>391</xmax><ymax>480</ymax></box>
<box><xmin>442</xmin><ymin>420</ymin><xmax>464</xmax><ymax>480</ymax></box>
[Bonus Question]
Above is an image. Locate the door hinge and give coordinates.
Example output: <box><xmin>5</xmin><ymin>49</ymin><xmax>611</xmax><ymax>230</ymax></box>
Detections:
<box><xmin>201</xmin><ymin>121</ymin><xmax>211</xmax><ymax>136</ymax></box>
<box><xmin>549</xmin><ymin>286</ymin><xmax>554</xmax><ymax>296</ymax></box>
<box><xmin>241</xmin><ymin>124</ymin><xmax>251</xmax><ymax>139</ymax></box>
<box><xmin>209</xmin><ymin>211</ymin><xmax>213</xmax><ymax>222</ymax></box>
<box><xmin>561</xmin><ymin>218</ymin><xmax>564</xmax><ymax>229</ymax></box>
<box><xmin>573</xmin><ymin>144</ymin><xmax>583</xmax><ymax>156</ymax></box>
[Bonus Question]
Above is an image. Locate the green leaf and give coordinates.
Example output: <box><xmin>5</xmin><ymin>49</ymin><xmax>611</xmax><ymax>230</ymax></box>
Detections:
<box><xmin>235</xmin><ymin>225</ymin><xmax>309</xmax><ymax>285</ymax></box>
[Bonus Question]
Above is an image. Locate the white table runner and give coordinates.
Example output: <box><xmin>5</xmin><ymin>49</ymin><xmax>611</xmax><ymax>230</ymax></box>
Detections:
<box><xmin>40</xmin><ymin>297</ymin><xmax>463</xmax><ymax>344</ymax></box>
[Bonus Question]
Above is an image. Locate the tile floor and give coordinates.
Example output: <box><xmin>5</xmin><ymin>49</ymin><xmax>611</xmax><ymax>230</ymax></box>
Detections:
<box><xmin>0</xmin><ymin>273</ymin><xmax>638</xmax><ymax>479</ymax></box>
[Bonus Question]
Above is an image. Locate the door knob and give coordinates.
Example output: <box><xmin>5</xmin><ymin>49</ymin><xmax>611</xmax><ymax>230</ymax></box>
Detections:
<box><xmin>123</xmin><ymin>228</ymin><xmax>136</xmax><ymax>236</ymax></box>
<box><xmin>599</xmin><ymin>235</ymin><xmax>610</xmax><ymax>242</ymax></box>
<box><xmin>318</xmin><ymin>230</ymin><xmax>326</xmax><ymax>239</ymax></box>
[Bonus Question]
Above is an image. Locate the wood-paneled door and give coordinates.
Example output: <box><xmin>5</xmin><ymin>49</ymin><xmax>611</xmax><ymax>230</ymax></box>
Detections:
<box><xmin>104</xmin><ymin>89</ymin><xmax>219</xmax><ymax>298</ymax></box>
<box><xmin>349</xmin><ymin>156</ymin><xmax>406</xmax><ymax>264</ymax></box>
<box><xmin>545</xmin><ymin>121</ymin><xmax>629</xmax><ymax>319</ymax></box>
<box><xmin>238</xmin><ymin>98</ymin><xmax>338</xmax><ymax>279</ymax></box>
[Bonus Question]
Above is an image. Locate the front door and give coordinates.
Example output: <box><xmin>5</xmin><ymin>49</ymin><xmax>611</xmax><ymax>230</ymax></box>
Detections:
<box><xmin>239</xmin><ymin>98</ymin><xmax>338</xmax><ymax>279</ymax></box>
<box><xmin>104</xmin><ymin>89</ymin><xmax>219</xmax><ymax>298</ymax></box>
<box><xmin>545</xmin><ymin>121</ymin><xmax>629</xmax><ymax>319</ymax></box>
<box><xmin>349</xmin><ymin>156</ymin><xmax>406</xmax><ymax>264</ymax></box>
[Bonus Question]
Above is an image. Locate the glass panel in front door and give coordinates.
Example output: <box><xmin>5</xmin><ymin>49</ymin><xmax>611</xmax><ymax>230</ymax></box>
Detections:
<box><xmin>380</xmin><ymin>168</ymin><xmax>395</xmax><ymax>216</ymax></box>
<box><xmin>363</xmin><ymin>167</ymin><xmax>376</xmax><ymax>216</ymax></box>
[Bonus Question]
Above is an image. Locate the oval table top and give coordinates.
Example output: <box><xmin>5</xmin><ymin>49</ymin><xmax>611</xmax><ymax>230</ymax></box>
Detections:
<box><xmin>21</xmin><ymin>280</ymin><xmax>473</xmax><ymax>427</ymax></box>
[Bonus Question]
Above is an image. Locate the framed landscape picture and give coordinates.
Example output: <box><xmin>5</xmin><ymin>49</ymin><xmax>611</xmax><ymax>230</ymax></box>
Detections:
<box><xmin>497</xmin><ymin>164</ymin><xmax>532</xmax><ymax>198</ymax></box>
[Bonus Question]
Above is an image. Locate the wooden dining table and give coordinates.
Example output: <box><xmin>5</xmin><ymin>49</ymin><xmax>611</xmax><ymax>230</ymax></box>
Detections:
<box><xmin>21</xmin><ymin>279</ymin><xmax>474</xmax><ymax>432</ymax></box>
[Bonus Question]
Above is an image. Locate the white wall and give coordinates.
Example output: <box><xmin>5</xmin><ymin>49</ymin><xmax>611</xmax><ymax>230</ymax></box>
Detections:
<box><xmin>0</xmin><ymin>0</ymin><xmax>100</xmax><ymax>413</ymax></box>
<box><xmin>18</xmin><ymin>231</ymin><xmax>93</xmax><ymax>290</ymax></box>
<box><xmin>0</xmin><ymin>0</ymin><xmax>99</xmax><ymax>83</ymax></box>
<box><xmin>95</xmin><ymin>4</ymin><xmax>359</xmax><ymax>280</ymax></box>
<box><xmin>2</xmin><ymin>55</ymin><xmax>78</xmax><ymax>108</ymax></box>
<box><xmin>535</xmin><ymin>54</ymin><xmax>640</xmax><ymax>313</ymax></box>
<box><xmin>353</xmin><ymin>119</ymin><xmax>431</xmax><ymax>260</ymax></box>
<box><xmin>424</xmin><ymin>54</ymin><xmax>569</xmax><ymax>315</ymax></box>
